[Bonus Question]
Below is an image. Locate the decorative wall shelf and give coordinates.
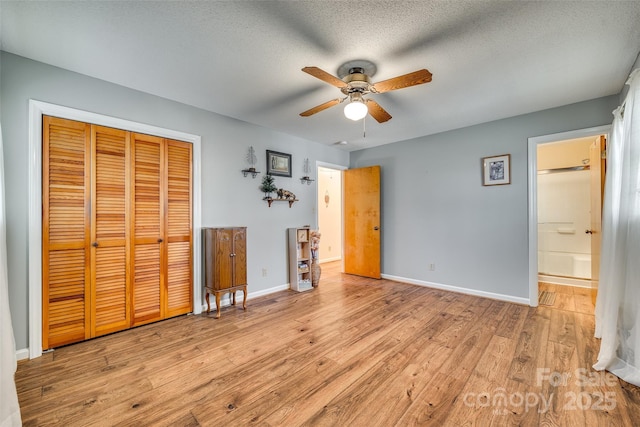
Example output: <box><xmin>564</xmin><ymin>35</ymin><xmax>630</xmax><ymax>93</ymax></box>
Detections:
<box><xmin>264</xmin><ymin>197</ymin><xmax>298</xmax><ymax>208</ymax></box>
<box><xmin>243</xmin><ymin>146</ymin><xmax>260</xmax><ymax>178</ymax></box>
<box><xmin>300</xmin><ymin>158</ymin><xmax>315</xmax><ymax>185</ymax></box>
<box><xmin>242</xmin><ymin>168</ymin><xmax>260</xmax><ymax>178</ymax></box>
<box><xmin>299</xmin><ymin>176</ymin><xmax>315</xmax><ymax>185</ymax></box>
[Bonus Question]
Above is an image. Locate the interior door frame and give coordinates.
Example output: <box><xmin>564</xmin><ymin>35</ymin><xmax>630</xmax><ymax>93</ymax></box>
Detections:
<box><xmin>28</xmin><ymin>100</ymin><xmax>202</xmax><ymax>359</ymax></box>
<box><xmin>315</xmin><ymin>161</ymin><xmax>347</xmax><ymax>269</ymax></box>
<box><xmin>527</xmin><ymin>125</ymin><xmax>610</xmax><ymax>306</ymax></box>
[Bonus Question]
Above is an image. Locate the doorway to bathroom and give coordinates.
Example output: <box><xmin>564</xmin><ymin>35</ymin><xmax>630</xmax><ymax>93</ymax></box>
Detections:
<box><xmin>536</xmin><ymin>130</ymin><xmax>606</xmax><ymax>305</ymax></box>
<box><xmin>538</xmin><ymin>137</ymin><xmax>594</xmax><ymax>284</ymax></box>
<box><xmin>530</xmin><ymin>129</ymin><xmax>607</xmax><ymax>307</ymax></box>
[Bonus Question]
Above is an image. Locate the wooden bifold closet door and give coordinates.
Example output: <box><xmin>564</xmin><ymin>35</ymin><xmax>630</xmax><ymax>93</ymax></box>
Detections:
<box><xmin>131</xmin><ymin>133</ymin><xmax>164</xmax><ymax>326</ymax></box>
<box><xmin>165</xmin><ymin>139</ymin><xmax>193</xmax><ymax>318</ymax></box>
<box><xmin>92</xmin><ymin>125</ymin><xmax>131</xmax><ymax>336</ymax></box>
<box><xmin>42</xmin><ymin>116</ymin><xmax>192</xmax><ymax>350</ymax></box>
<box><xmin>42</xmin><ymin>117</ymin><xmax>91</xmax><ymax>348</ymax></box>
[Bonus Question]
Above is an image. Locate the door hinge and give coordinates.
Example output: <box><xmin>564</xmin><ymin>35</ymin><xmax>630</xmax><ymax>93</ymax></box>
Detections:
<box><xmin>601</xmin><ymin>150</ymin><xmax>607</xmax><ymax>160</ymax></box>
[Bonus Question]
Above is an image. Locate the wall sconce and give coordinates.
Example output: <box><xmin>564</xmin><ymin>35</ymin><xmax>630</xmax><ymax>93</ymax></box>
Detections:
<box><xmin>300</xmin><ymin>158</ymin><xmax>315</xmax><ymax>185</ymax></box>
<box><xmin>241</xmin><ymin>146</ymin><xmax>261</xmax><ymax>178</ymax></box>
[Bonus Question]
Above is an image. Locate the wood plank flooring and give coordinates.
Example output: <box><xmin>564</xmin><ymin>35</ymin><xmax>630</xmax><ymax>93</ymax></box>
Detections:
<box><xmin>16</xmin><ymin>264</ymin><xmax>640</xmax><ymax>426</ymax></box>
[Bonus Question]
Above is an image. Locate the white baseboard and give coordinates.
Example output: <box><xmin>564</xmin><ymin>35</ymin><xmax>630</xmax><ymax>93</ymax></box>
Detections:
<box><xmin>319</xmin><ymin>257</ymin><xmax>341</xmax><ymax>264</ymax></box>
<box><xmin>538</xmin><ymin>274</ymin><xmax>592</xmax><ymax>288</ymax></box>
<box><xmin>16</xmin><ymin>348</ymin><xmax>29</xmax><ymax>361</ymax></box>
<box><xmin>381</xmin><ymin>274</ymin><xmax>530</xmax><ymax>306</ymax></box>
<box><xmin>247</xmin><ymin>284</ymin><xmax>290</xmax><ymax>299</ymax></box>
<box><xmin>200</xmin><ymin>283</ymin><xmax>290</xmax><ymax>312</ymax></box>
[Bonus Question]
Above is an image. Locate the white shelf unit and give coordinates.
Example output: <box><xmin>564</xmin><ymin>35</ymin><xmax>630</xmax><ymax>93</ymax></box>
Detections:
<box><xmin>288</xmin><ymin>227</ymin><xmax>314</xmax><ymax>292</ymax></box>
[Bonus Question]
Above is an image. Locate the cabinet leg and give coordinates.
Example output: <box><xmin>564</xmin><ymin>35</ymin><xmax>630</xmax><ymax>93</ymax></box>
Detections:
<box><xmin>205</xmin><ymin>292</ymin><xmax>210</xmax><ymax>313</ymax></box>
<box><xmin>242</xmin><ymin>286</ymin><xmax>247</xmax><ymax>311</ymax></box>
<box><xmin>215</xmin><ymin>293</ymin><xmax>222</xmax><ymax>319</ymax></box>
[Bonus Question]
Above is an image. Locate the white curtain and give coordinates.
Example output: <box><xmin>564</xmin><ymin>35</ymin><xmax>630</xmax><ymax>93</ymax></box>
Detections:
<box><xmin>0</xmin><ymin>124</ymin><xmax>22</xmax><ymax>425</ymax></box>
<box><xmin>594</xmin><ymin>68</ymin><xmax>640</xmax><ymax>386</ymax></box>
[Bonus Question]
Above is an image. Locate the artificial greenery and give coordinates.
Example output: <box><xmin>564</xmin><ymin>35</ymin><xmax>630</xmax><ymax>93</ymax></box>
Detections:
<box><xmin>259</xmin><ymin>174</ymin><xmax>277</xmax><ymax>195</ymax></box>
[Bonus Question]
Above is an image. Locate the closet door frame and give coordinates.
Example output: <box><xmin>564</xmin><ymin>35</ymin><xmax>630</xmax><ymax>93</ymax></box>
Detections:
<box><xmin>28</xmin><ymin>100</ymin><xmax>202</xmax><ymax>359</ymax></box>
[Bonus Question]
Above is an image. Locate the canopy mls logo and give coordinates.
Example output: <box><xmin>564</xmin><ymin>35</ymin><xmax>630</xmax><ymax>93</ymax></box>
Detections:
<box><xmin>462</xmin><ymin>367</ymin><xmax>618</xmax><ymax>415</ymax></box>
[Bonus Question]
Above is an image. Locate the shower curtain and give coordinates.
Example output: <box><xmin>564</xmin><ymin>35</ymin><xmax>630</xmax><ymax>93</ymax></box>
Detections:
<box><xmin>594</xmin><ymin>68</ymin><xmax>640</xmax><ymax>386</ymax></box>
<box><xmin>0</xmin><ymin>124</ymin><xmax>22</xmax><ymax>426</ymax></box>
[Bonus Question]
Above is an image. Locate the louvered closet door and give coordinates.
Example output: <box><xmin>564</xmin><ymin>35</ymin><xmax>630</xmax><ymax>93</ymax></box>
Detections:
<box><xmin>91</xmin><ymin>125</ymin><xmax>131</xmax><ymax>336</ymax></box>
<box><xmin>43</xmin><ymin>116</ymin><xmax>91</xmax><ymax>349</ymax></box>
<box><xmin>132</xmin><ymin>133</ymin><xmax>165</xmax><ymax>326</ymax></box>
<box><xmin>165</xmin><ymin>139</ymin><xmax>193</xmax><ymax>317</ymax></box>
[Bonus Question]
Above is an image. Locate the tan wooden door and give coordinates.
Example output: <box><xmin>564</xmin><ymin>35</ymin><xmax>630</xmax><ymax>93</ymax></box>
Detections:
<box><xmin>590</xmin><ymin>135</ymin><xmax>606</xmax><ymax>304</ymax></box>
<box><xmin>91</xmin><ymin>125</ymin><xmax>131</xmax><ymax>336</ymax></box>
<box><xmin>343</xmin><ymin>166</ymin><xmax>381</xmax><ymax>279</ymax></box>
<box><xmin>131</xmin><ymin>133</ymin><xmax>165</xmax><ymax>326</ymax></box>
<box><xmin>165</xmin><ymin>139</ymin><xmax>193</xmax><ymax>317</ymax></box>
<box><xmin>42</xmin><ymin>117</ymin><xmax>91</xmax><ymax>349</ymax></box>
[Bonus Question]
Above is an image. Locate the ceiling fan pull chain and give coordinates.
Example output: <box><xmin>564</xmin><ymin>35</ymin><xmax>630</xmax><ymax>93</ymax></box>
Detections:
<box><xmin>363</xmin><ymin>115</ymin><xmax>367</xmax><ymax>138</ymax></box>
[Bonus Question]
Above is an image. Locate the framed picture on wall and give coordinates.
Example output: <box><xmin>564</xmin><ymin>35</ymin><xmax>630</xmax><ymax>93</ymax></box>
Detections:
<box><xmin>266</xmin><ymin>150</ymin><xmax>292</xmax><ymax>177</ymax></box>
<box><xmin>482</xmin><ymin>154</ymin><xmax>511</xmax><ymax>186</ymax></box>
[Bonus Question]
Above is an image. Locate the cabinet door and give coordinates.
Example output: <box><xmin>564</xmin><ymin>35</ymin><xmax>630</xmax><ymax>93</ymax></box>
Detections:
<box><xmin>165</xmin><ymin>139</ymin><xmax>192</xmax><ymax>317</ymax></box>
<box><xmin>91</xmin><ymin>125</ymin><xmax>131</xmax><ymax>336</ymax></box>
<box><xmin>232</xmin><ymin>228</ymin><xmax>247</xmax><ymax>287</ymax></box>
<box><xmin>42</xmin><ymin>116</ymin><xmax>91</xmax><ymax>349</ymax></box>
<box><xmin>214</xmin><ymin>229</ymin><xmax>234</xmax><ymax>290</ymax></box>
<box><xmin>131</xmin><ymin>133</ymin><xmax>165</xmax><ymax>326</ymax></box>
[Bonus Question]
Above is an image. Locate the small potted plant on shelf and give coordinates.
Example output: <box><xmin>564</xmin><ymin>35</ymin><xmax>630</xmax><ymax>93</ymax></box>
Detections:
<box><xmin>259</xmin><ymin>174</ymin><xmax>277</xmax><ymax>199</ymax></box>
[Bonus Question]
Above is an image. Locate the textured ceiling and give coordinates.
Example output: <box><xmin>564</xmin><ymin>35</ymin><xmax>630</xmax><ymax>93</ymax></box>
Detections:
<box><xmin>2</xmin><ymin>1</ymin><xmax>639</xmax><ymax>151</ymax></box>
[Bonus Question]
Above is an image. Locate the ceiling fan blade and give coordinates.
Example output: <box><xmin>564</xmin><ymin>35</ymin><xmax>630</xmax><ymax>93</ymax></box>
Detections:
<box><xmin>300</xmin><ymin>98</ymin><xmax>342</xmax><ymax>117</ymax></box>
<box><xmin>372</xmin><ymin>69</ymin><xmax>432</xmax><ymax>93</ymax></box>
<box><xmin>366</xmin><ymin>99</ymin><xmax>392</xmax><ymax>123</ymax></box>
<box><xmin>302</xmin><ymin>66</ymin><xmax>347</xmax><ymax>89</ymax></box>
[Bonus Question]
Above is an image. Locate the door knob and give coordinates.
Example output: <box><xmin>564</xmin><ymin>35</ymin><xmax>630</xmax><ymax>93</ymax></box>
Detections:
<box><xmin>92</xmin><ymin>242</ymin><xmax>99</xmax><ymax>247</ymax></box>
<box><xmin>158</xmin><ymin>238</ymin><xmax>163</xmax><ymax>243</ymax></box>
<box><xmin>373</xmin><ymin>226</ymin><xmax>380</xmax><ymax>231</ymax></box>
<box><xmin>585</xmin><ymin>230</ymin><xmax>593</xmax><ymax>234</ymax></box>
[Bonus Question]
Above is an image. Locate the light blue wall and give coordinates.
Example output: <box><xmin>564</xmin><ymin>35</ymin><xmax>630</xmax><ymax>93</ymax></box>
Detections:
<box><xmin>0</xmin><ymin>52</ymin><xmax>349</xmax><ymax>350</ymax></box>
<box><xmin>0</xmin><ymin>49</ymin><xmax>622</xmax><ymax>352</ymax></box>
<box><xmin>350</xmin><ymin>95</ymin><xmax>618</xmax><ymax>300</ymax></box>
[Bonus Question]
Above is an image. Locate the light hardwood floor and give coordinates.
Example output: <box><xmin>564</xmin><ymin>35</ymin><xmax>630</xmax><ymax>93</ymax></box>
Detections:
<box><xmin>16</xmin><ymin>264</ymin><xmax>640</xmax><ymax>426</ymax></box>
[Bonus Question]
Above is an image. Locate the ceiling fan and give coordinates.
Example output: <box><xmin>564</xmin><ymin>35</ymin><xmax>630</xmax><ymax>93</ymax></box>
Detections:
<box><xmin>299</xmin><ymin>60</ymin><xmax>432</xmax><ymax>123</ymax></box>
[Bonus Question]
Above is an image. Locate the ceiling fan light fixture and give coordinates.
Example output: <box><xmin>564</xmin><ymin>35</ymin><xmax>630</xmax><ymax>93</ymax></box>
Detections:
<box><xmin>344</xmin><ymin>93</ymin><xmax>368</xmax><ymax>121</ymax></box>
<box><xmin>301</xmin><ymin>62</ymin><xmax>430</xmax><ymax>124</ymax></box>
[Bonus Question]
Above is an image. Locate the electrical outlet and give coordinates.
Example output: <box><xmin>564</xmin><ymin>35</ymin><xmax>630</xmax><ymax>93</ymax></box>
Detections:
<box><xmin>262</xmin><ymin>268</ymin><xmax>267</xmax><ymax>277</ymax></box>
<box><xmin>429</xmin><ymin>263</ymin><xmax>435</xmax><ymax>271</ymax></box>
